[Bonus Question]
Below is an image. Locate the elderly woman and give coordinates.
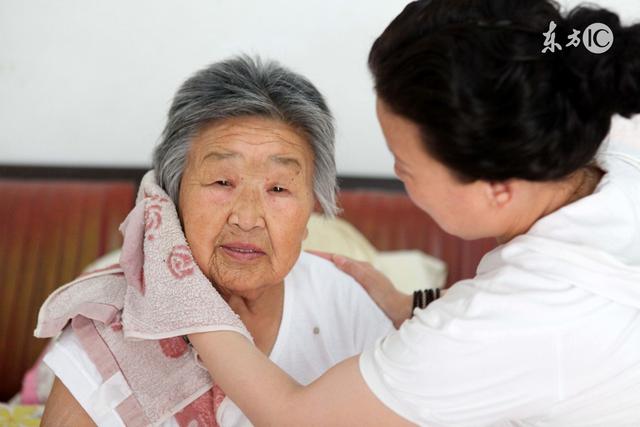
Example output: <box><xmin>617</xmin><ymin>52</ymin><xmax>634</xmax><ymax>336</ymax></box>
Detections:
<box><xmin>40</xmin><ymin>56</ymin><xmax>392</xmax><ymax>426</ymax></box>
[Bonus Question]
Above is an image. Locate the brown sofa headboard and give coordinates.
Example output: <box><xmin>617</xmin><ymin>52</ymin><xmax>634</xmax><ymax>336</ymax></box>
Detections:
<box><xmin>0</xmin><ymin>172</ymin><xmax>496</xmax><ymax>401</ymax></box>
<box><xmin>336</xmin><ymin>191</ymin><xmax>497</xmax><ymax>288</ymax></box>
<box><xmin>0</xmin><ymin>179</ymin><xmax>135</xmax><ymax>401</ymax></box>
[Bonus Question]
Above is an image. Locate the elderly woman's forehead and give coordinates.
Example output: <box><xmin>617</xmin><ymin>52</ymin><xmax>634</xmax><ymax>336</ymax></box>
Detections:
<box><xmin>192</xmin><ymin>117</ymin><xmax>312</xmax><ymax>153</ymax></box>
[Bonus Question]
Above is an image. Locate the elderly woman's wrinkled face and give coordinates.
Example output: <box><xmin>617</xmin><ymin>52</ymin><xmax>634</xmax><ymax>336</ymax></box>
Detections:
<box><xmin>179</xmin><ymin>116</ymin><xmax>315</xmax><ymax>300</ymax></box>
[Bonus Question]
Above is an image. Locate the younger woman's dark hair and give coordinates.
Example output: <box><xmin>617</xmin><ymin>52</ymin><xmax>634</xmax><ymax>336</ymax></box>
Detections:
<box><xmin>369</xmin><ymin>0</ymin><xmax>640</xmax><ymax>182</ymax></box>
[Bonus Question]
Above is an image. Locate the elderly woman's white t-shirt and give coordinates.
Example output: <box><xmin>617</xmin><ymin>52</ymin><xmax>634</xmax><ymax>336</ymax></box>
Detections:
<box><xmin>359</xmin><ymin>116</ymin><xmax>640</xmax><ymax>426</ymax></box>
<box><xmin>44</xmin><ymin>252</ymin><xmax>394</xmax><ymax>426</ymax></box>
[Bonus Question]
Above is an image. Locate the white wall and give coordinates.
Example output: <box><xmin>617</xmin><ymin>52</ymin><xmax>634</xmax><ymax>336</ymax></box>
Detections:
<box><xmin>1</xmin><ymin>0</ymin><xmax>638</xmax><ymax>177</ymax></box>
<box><xmin>0</xmin><ymin>0</ymin><xmax>411</xmax><ymax>177</ymax></box>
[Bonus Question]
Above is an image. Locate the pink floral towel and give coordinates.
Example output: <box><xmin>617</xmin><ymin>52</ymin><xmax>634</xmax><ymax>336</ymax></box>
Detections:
<box><xmin>118</xmin><ymin>170</ymin><xmax>252</xmax><ymax>341</ymax></box>
<box><xmin>34</xmin><ymin>170</ymin><xmax>253</xmax><ymax>426</ymax></box>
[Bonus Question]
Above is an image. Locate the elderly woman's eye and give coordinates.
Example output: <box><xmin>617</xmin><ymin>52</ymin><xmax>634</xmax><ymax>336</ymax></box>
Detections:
<box><xmin>271</xmin><ymin>186</ymin><xmax>287</xmax><ymax>193</ymax></box>
<box><xmin>215</xmin><ymin>180</ymin><xmax>231</xmax><ymax>187</ymax></box>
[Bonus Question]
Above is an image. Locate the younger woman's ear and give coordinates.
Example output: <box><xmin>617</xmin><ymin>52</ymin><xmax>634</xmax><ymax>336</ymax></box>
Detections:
<box><xmin>485</xmin><ymin>181</ymin><xmax>512</xmax><ymax>207</ymax></box>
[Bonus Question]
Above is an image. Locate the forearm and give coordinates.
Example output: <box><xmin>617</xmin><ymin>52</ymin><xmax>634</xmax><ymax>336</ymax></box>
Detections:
<box><xmin>42</xmin><ymin>378</ymin><xmax>96</xmax><ymax>427</ymax></box>
<box><xmin>189</xmin><ymin>331</ymin><xmax>302</xmax><ymax>425</ymax></box>
<box><xmin>188</xmin><ymin>331</ymin><xmax>414</xmax><ymax>427</ymax></box>
<box><xmin>391</xmin><ymin>292</ymin><xmax>413</xmax><ymax>328</ymax></box>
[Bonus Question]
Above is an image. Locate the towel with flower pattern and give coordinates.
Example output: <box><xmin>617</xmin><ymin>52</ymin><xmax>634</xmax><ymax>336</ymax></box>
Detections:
<box><xmin>34</xmin><ymin>170</ymin><xmax>252</xmax><ymax>427</ymax></box>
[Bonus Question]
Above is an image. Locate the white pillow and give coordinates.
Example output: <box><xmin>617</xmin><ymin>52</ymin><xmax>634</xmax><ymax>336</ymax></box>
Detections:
<box><xmin>302</xmin><ymin>213</ymin><xmax>378</xmax><ymax>263</ymax></box>
<box><xmin>303</xmin><ymin>214</ymin><xmax>447</xmax><ymax>294</ymax></box>
<box><xmin>373</xmin><ymin>250</ymin><xmax>446</xmax><ymax>294</ymax></box>
<box><xmin>82</xmin><ymin>249</ymin><xmax>121</xmax><ymax>272</ymax></box>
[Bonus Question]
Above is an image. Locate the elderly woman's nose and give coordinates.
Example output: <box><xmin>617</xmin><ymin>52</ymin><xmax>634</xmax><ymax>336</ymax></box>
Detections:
<box><xmin>227</xmin><ymin>187</ymin><xmax>266</xmax><ymax>231</ymax></box>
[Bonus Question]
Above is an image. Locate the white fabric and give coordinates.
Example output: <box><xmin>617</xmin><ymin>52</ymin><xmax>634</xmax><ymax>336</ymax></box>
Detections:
<box><xmin>373</xmin><ymin>250</ymin><xmax>447</xmax><ymax>293</ymax></box>
<box><xmin>45</xmin><ymin>252</ymin><xmax>393</xmax><ymax>426</ymax></box>
<box><xmin>43</xmin><ymin>330</ymin><xmax>130</xmax><ymax>427</ymax></box>
<box><xmin>302</xmin><ymin>213</ymin><xmax>379</xmax><ymax>263</ymax></box>
<box><xmin>303</xmin><ymin>213</ymin><xmax>449</xmax><ymax>293</ymax></box>
<box><xmin>360</xmin><ymin>114</ymin><xmax>640</xmax><ymax>427</ymax></box>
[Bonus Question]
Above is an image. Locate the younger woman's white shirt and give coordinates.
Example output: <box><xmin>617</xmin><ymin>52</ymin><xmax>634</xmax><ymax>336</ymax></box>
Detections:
<box><xmin>45</xmin><ymin>252</ymin><xmax>394</xmax><ymax>426</ymax></box>
<box><xmin>359</xmin><ymin>115</ymin><xmax>640</xmax><ymax>427</ymax></box>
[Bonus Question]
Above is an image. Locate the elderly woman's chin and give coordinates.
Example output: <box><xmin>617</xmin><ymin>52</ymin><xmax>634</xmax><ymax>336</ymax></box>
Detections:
<box><xmin>204</xmin><ymin>247</ymin><xmax>301</xmax><ymax>301</ymax></box>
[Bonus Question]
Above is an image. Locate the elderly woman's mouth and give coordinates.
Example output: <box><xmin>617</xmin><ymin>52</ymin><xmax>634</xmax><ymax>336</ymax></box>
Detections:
<box><xmin>220</xmin><ymin>243</ymin><xmax>266</xmax><ymax>261</ymax></box>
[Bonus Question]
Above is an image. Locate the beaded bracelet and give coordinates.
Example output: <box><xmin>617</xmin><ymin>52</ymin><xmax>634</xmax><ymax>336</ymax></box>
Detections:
<box><xmin>412</xmin><ymin>288</ymin><xmax>441</xmax><ymax>314</ymax></box>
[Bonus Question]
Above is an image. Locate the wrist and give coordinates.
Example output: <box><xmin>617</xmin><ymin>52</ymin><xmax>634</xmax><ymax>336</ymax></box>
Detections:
<box><xmin>391</xmin><ymin>291</ymin><xmax>413</xmax><ymax>329</ymax></box>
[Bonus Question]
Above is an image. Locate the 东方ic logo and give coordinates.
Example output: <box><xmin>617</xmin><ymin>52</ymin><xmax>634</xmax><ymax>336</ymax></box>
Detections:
<box><xmin>542</xmin><ymin>21</ymin><xmax>614</xmax><ymax>54</ymax></box>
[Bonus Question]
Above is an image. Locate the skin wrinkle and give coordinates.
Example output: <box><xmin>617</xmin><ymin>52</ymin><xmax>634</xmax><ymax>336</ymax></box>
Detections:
<box><xmin>201</xmin><ymin>150</ymin><xmax>303</xmax><ymax>175</ymax></box>
<box><xmin>179</xmin><ymin>116</ymin><xmax>315</xmax><ymax>352</ymax></box>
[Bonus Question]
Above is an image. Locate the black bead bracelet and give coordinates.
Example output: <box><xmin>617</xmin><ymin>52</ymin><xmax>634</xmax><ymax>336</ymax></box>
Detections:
<box><xmin>412</xmin><ymin>288</ymin><xmax>441</xmax><ymax>314</ymax></box>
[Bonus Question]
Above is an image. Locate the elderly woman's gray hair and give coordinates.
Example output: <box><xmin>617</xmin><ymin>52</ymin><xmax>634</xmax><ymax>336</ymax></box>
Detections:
<box><xmin>153</xmin><ymin>55</ymin><xmax>338</xmax><ymax>217</ymax></box>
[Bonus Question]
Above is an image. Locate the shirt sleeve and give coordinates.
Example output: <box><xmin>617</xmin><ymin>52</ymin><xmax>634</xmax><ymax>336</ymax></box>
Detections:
<box><xmin>43</xmin><ymin>327</ymin><xmax>130</xmax><ymax>427</ymax></box>
<box><xmin>358</xmin><ymin>295</ymin><xmax>559</xmax><ymax>427</ymax></box>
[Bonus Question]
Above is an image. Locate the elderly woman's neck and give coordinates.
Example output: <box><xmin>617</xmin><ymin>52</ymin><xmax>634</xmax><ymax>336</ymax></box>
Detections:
<box><xmin>224</xmin><ymin>282</ymin><xmax>285</xmax><ymax>316</ymax></box>
<box><xmin>224</xmin><ymin>282</ymin><xmax>285</xmax><ymax>354</ymax></box>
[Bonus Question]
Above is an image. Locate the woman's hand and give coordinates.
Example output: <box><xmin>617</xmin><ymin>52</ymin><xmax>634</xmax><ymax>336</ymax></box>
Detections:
<box><xmin>306</xmin><ymin>250</ymin><xmax>412</xmax><ymax>328</ymax></box>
